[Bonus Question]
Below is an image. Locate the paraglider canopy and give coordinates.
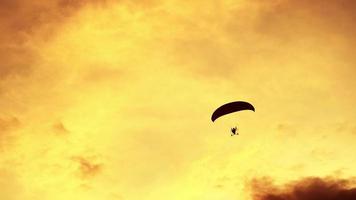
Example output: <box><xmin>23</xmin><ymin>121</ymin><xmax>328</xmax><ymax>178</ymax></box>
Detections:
<box><xmin>211</xmin><ymin>101</ymin><xmax>255</xmax><ymax>122</ymax></box>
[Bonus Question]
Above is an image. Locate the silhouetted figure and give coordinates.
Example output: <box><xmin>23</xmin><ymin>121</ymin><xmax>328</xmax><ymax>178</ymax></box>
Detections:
<box><xmin>231</xmin><ymin>126</ymin><xmax>238</xmax><ymax>136</ymax></box>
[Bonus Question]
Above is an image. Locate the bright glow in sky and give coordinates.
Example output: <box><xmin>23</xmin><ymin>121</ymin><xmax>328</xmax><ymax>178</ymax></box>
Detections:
<box><xmin>1</xmin><ymin>0</ymin><xmax>356</xmax><ymax>199</ymax></box>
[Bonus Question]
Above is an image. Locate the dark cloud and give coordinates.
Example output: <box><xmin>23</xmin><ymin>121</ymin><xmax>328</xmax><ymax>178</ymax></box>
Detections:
<box><xmin>251</xmin><ymin>177</ymin><xmax>356</xmax><ymax>200</ymax></box>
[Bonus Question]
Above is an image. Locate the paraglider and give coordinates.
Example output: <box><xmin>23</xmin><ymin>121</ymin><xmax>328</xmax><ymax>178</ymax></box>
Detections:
<box><xmin>211</xmin><ymin>101</ymin><xmax>255</xmax><ymax>136</ymax></box>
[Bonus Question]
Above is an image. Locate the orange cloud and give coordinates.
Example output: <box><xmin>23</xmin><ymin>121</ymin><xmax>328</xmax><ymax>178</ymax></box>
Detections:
<box><xmin>251</xmin><ymin>176</ymin><xmax>356</xmax><ymax>200</ymax></box>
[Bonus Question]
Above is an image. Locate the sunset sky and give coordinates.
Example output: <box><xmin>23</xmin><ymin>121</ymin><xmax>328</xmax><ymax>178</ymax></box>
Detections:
<box><xmin>1</xmin><ymin>0</ymin><xmax>356</xmax><ymax>199</ymax></box>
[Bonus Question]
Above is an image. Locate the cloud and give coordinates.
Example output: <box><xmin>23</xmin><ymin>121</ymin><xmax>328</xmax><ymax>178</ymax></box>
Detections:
<box><xmin>255</xmin><ymin>0</ymin><xmax>356</xmax><ymax>38</ymax></box>
<box><xmin>0</xmin><ymin>117</ymin><xmax>20</xmax><ymax>132</ymax></box>
<box><xmin>251</xmin><ymin>177</ymin><xmax>356</xmax><ymax>200</ymax></box>
<box><xmin>71</xmin><ymin>156</ymin><xmax>103</xmax><ymax>179</ymax></box>
<box><xmin>164</xmin><ymin>0</ymin><xmax>356</xmax><ymax>82</ymax></box>
<box><xmin>0</xmin><ymin>116</ymin><xmax>20</xmax><ymax>150</ymax></box>
<box><xmin>0</xmin><ymin>169</ymin><xmax>24</xmax><ymax>200</ymax></box>
<box><xmin>52</xmin><ymin>121</ymin><xmax>69</xmax><ymax>135</ymax></box>
<box><xmin>0</xmin><ymin>0</ymin><xmax>108</xmax><ymax>79</ymax></box>
<box><xmin>0</xmin><ymin>0</ymin><xmax>356</xmax><ymax>199</ymax></box>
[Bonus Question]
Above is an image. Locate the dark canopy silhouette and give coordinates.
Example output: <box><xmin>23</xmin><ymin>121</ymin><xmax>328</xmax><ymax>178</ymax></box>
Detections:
<box><xmin>211</xmin><ymin>101</ymin><xmax>255</xmax><ymax>122</ymax></box>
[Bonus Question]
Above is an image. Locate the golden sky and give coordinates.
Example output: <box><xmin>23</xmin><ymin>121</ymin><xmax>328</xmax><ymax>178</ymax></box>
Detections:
<box><xmin>1</xmin><ymin>0</ymin><xmax>356</xmax><ymax>199</ymax></box>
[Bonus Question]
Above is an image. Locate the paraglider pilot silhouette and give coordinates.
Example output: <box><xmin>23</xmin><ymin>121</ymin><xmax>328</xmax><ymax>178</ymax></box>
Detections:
<box><xmin>211</xmin><ymin>101</ymin><xmax>255</xmax><ymax>136</ymax></box>
<box><xmin>231</xmin><ymin>126</ymin><xmax>238</xmax><ymax>136</ymax></box>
